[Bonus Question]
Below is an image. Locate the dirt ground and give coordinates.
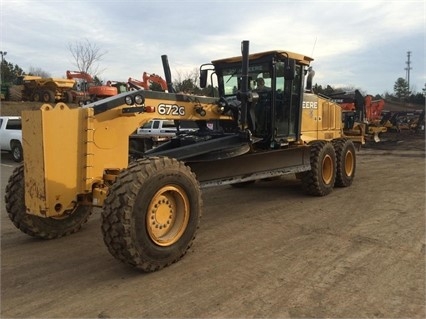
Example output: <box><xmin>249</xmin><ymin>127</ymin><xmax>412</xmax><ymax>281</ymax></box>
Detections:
<box><xmin>1</xmin><ymin>101</ymin><xmax>425</xmax><ymax>318</ymax></box>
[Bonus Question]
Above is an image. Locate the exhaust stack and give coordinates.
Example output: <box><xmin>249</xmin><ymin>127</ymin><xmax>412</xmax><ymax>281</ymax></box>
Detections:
<box><xmin>161</xmin><ymin>55</ymin><xmax>176</xmax><ymax>93</ymax></box>
<box><xmin>306</xmin><ymin>66</ymin><xmax>315</xmax><ymax>92</ymax></box>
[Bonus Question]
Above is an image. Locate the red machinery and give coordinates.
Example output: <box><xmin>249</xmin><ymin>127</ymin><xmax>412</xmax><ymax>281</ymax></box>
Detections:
<box><xmin>127</xmin><ymin>72</ymin><xmax>168</xmax><ymax>91</ymax></box>
<box><xmin>332</xmin><ymin>90</ymin><xmax>385</xmax><ymax>123</ymax></box>
<box><xmin>66</xmin><ymin>71</ymin><xmax>118</xmax><ymax>103</ymax></box>
<box><xmin>332</xmin><ymin>90</ymin><xmax>387</xmax><ymax>142</ymax></box>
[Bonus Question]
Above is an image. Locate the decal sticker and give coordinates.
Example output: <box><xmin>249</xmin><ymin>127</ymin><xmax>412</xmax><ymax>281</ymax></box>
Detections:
<box><xmin>302</xmin><ymin>101</ymin><xmax>318</xmax><ymax>109</ymax></box>
<box><xmin>158</xmin><ymin>103</ymin><xmax>185</xmax><ymax>116</ymax></box>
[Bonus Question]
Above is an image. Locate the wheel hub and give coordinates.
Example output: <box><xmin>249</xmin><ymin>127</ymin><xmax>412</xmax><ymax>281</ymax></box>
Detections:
<box><xmin>322</xmin><ymin>154</ymin><xmax>333</xmax><ymax>185</ymax></box>
<box><xmin>149</xmin><ymin>196</ymin><xmax>174</xmax><ymax>233</ymax></box>
<box><xmin>344</xmin><ymin>151</ymin><xmax>354</xmax><ymax>176</ymax></box>
<box><xmin>147</xmin><ymin>185</ymin><xmax>189</xmax><ymax>246</ymax></box>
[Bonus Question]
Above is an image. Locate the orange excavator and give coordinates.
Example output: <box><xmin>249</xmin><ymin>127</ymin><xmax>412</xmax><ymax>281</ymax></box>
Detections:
<box><xmin>127</xmin><ymin>72</ymin><xmax>168</xmax><ymax>91</ymax></box>
<box><xmin>66</xmin><ymin>70</ymin><xmax>118</xmax><ymax>104</ymax></box>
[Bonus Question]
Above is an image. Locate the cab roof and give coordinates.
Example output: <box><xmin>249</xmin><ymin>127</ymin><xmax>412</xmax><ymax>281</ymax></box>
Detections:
<box><xmin>212</xmin><ymin>50</ymin><xmax>314</xmax><ymax>66</ymax></box>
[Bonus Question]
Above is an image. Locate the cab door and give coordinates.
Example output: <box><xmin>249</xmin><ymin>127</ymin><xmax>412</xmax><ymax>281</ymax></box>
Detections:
<box><xmin>274</xmin><ymin>62</ymin><xmax>302</xmax><ymax>140</ymax></box>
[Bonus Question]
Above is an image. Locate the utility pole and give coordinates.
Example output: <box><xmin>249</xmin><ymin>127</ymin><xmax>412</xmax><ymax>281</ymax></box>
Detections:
<box><xmin>405</xmin><ymin>51</ymin><xmax>412</xmax><ymax>93</ymax></box>
<box><xmin>0</xmin><ymin>50</ymin><xmax>7</xmax><ymax>84</ymax></box>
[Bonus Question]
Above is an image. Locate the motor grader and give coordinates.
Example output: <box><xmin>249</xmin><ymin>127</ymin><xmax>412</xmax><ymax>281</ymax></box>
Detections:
<box><xmin>4</xmin><ymin>41</ymin><xmax>363</xmax><ymax>272</ymax></box>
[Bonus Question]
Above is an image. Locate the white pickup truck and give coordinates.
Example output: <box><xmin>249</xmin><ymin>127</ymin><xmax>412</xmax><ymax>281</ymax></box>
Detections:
<box><xmin>129</xmin><ymin>119</ymin><xmax>198</xmax><ymax>155</ymax></box>
<box><xmin>137</xmin><ymin>119</ymin><xmax>197</xmax><ymax>141</ymax></box>
<box><xmin>0</xmin><ymin>116</ymin><xmax>23</xmax><ymax>162</ymax></box>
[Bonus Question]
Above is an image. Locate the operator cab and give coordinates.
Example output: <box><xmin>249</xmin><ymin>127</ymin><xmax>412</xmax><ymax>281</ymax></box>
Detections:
<box><xmin>201</xmin><ymin>51</ymin><xmax>313</xmax><ymax>148</ymax></box>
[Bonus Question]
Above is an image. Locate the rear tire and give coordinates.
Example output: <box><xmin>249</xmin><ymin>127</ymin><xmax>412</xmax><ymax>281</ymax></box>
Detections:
<box><xmin>42</xmin><ymin>90</ymin><xmax>55</xmax><ymax>102</ymax></box>
<box><xmin>301</xmin><ymin>141</ymin><xmax>336</xmax><ymax>196</ymax></box>
<box><xmin>64</xmin><ymin>91</ymin><xmax>73</xmax><ymax>103</ymax></box>
<box><xmin>333</xmin><ymin>138</ymin><xmax>356</xmax><ymax>187</ymax></box>
<box><xmin>31</xmin><ymin>91</ymin><xmax>41</xmax><ymax>102</ymax></box>
<box><xmin>5</xmin><ymin>164</ymin><xmax>93</xmax><ymax>239</ymax></box>
<box><xmin>101</xmin><ymin>157</ymin><xmax>202</xmax><ymax>272</ymax></box>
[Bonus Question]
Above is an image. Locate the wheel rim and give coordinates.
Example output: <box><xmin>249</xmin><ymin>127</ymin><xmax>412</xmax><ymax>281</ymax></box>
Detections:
<box><xmin>344</xmin><ymin>150</ymin><xmax>354</xmax><ymax>176</ymax></box>
<box><xmin>146</xmin><ymin>185</ymin><xmax>190</xmax><ymax>247</ymax></box>
<box><xmin>322</xmin><ymin>154</ymin><xmax>333</xmax><ymax>185</ymax></box>
<box><xmin>33</xmin><ymin>93</ymin><xmax>40</xmax><ymax>102</ymax></box>
<box><xmin>12</xmin><ymin>147</ymin><xmax>21</xmax><ymax>160</ymax></box>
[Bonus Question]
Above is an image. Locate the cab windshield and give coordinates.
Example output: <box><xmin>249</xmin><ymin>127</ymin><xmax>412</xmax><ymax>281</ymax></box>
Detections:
<box><xmin>219</xmin><ymin>60</ymin><xmax>302</xmax><ymax>139</ymax></box>
<box><xmin>222</xmin><ymin>63</ymin><xmax>271</xmax><ymax>96</ymax></box>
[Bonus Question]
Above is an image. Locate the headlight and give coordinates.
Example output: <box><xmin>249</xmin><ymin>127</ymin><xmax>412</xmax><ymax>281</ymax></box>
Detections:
<box><xmin>134</xmin><ymin>94</ymin><xmax>144</xmax><ymax>105</ymax></box>
<box><xmin>125</xmin><ymin>96</ymin><xmax>133</xmax><ymax>105</ymax></box>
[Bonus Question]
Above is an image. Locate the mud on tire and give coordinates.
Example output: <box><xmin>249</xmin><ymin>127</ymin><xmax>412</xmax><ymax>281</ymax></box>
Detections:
<box><xmin>301</xmin><ymin>141</ymin><xmax>336</xmax><ymax>196</ymax></box>
<box><xmin>4</xmin><ymin>164</ymin><xmax>93</xmax><ymax>239</ymax></box>
<box><xmin>101</xmin><ymin>157</ymin><xmax>202</xmax><ymax>272</ymax></box>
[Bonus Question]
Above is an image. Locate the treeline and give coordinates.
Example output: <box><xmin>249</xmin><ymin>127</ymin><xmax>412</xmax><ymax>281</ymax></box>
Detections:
<box><xmin>313</xmin><ymin>80</ymin><xmax>425</xmax><ymax>106</ymax></box>
<box><xmin>1</xmin><ymin>57</ymin><xmax>424</xmax><ymax>105</ymax></box>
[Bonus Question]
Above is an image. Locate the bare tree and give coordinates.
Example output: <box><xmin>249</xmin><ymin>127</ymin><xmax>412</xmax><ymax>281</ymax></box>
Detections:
<box><xmin>173</xmin><ymin>68</ymin><xmax>199</xmax><ymax>93</ymax></box>
<box><xmin>68</xmin><ymin>39</ymin><xmax>107</xmax><ymax>77</ymax></box>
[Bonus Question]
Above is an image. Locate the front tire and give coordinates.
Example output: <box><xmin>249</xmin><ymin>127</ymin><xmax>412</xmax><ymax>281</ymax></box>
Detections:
<box><xmin>302</xmin><ymin>141</ymin><xmax>336</xmax><ymax>196</ymax></box>
<box><xmin>101</xmin><ymin>157</ymin><xmax>202</xmax><ymax>272</ymax></box>
<box><xmin>5</xmin><ymin>164</ymin><xmax>93</xmax><ymax>239</ymax></box>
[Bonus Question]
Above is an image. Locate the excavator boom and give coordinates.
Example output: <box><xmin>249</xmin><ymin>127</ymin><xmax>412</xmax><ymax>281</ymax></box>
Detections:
<box><xmin>128</xmin><ymin>72</ymin><xmax>168</xmax><ymax>91</ymax></box>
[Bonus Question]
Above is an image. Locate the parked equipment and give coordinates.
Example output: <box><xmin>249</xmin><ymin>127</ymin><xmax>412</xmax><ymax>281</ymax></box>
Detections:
<box><xmin>331</xmin><ymin>90</ymin><xmax>387</xmax><ymax>142</ymax></box>
<box><xmin>14</xmin><ymin>75</ymin><xmax>75</xmax><ymax>103</ymax></box>
<box><xmin>331</xmin><ymin>90</ymin><xmax>385</xmax><ymax>123</ymax></box>
<box><xmin>381</xmin><ymin>110</ymin><xmax>425</xmax><ymax>132</ymax></box>
<box><xmin>66</xmin><ymin>70</ymin><xmax>118</xmax><ymax>104</ymax></box>
<box><xmin>127</xmin><ymin>72</ymin><xmax>168</xmax><ymax>91</ymax></box>
<box><xmin>5</xmin><ymin>41</ymin><xmax>363</xmax><ymax>272</ymax></box>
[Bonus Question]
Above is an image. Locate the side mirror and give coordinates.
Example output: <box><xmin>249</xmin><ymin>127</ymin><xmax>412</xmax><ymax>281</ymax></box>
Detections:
<box><xmin>284</xmin><ymin>59</ymin><xmax>295</xmax><ymax>81</ymax></box>
<box><xmin>200</xmin><ymin>69</ymin><xmax>208</xmax><ymax>88</ymax></box>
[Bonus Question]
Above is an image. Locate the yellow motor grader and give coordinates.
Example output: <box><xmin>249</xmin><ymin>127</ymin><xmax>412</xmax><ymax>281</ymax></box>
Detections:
<box><xmin>4</xmin><ymin>41</ymin><xmax>363</xmax><ymax>272</ymax></box>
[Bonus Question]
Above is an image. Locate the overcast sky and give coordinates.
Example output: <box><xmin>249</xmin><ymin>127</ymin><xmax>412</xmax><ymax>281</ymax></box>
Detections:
<box><xmin>1</xmin><ymin>0</ymin><xmax>425</xmax><ymax>95</ymax></box>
